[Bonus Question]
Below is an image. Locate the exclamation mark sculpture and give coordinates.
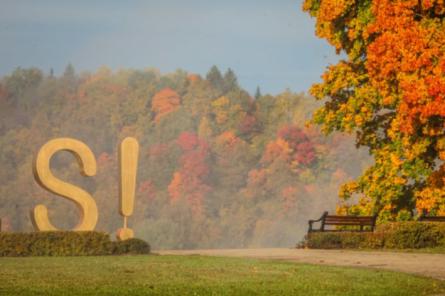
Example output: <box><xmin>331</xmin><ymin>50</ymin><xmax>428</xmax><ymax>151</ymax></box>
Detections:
<box><xmin>117</xmin><ymin>137</ymin><xmax>139</xmax><ymax>241</ymax></box>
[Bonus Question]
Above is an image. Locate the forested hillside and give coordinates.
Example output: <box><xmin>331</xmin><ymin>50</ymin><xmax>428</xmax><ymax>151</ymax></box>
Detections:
<box><xmin>0</xmin><ymin>65</ymin><xmax>369</xmax><ymax>248</ymax></box>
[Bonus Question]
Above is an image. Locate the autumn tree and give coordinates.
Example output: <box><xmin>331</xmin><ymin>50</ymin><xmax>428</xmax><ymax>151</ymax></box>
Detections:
<box><xmin>243</xmin><ymin>125</ymin><xmax>317</xmax><ymax>201</ymax></box>
<box><xmin>210</xmin><ymin>131</ymin><xmax>255</xmax><ymax>210</ymax></box>
<box><xmin>4</xmin><ymin>67</ymin><xmax>43</xmax><ymax>110</ymax></box>
<box><xmin>151</xmin><ymin>87</ymin><xmax>181</xmax><ymax>123</ymax></box>
<box><xmin>182</xmin><ymin>79</ymin><xmax>218</xmax><ymax>116</ymax></box>
<box><xmin>210</xmin><ymin>90</ymin><xmax>254</xmax><ymax>136</ymax></box>
<box><xmin>303</xmin><ymin>0</ymin><xmax>445</xmax><ymax>219</ymax></box>
<box><xmin>168</xmin><ymin>132</ymin><xmax>211</xmax><ymax>217</ymax></box>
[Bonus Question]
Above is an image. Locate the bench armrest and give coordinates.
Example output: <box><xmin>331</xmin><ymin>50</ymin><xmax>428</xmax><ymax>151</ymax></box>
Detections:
<box><xmin>308</xmin><ymin>211</ymin><xmax>328</xmax><ymax>232</ymax></box>
<box><xmin>309</xmin><ymin>211</ymin><xmax>329</xmax><ymax>223</ymax></box>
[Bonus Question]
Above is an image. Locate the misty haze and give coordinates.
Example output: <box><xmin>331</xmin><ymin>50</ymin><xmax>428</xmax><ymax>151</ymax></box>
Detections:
<box><xmin>0</xmin><ymin>65</ymin><xmax>370</xmax><ymax>249</ymax></box>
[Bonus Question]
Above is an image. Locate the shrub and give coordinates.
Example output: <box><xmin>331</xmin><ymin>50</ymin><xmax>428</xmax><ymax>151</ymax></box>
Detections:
<box><xmin>304</xmin><ymin>222</ymin><xmax>445</xmax><ymax>249</ymax></box>
<box><xmin>112</xmin><ymin>238</ymin><xmax>151</xmax><ymax>255</ymax></box>
<box><xmin>305</xmin><ymin>232</ymin><xmax>380</xmax><ymax>249</ymax></box>
<box><xmin>377</xmin><ymin>222</ymin><xmax>445</xmax><ymax>249</ymax></box>
<box><xmin>0</xmin><ymin>231</ymin><xmax>111</xmax><ymax>256</ymax></box>
<box><xmin>0</xmin><ymin>231</ymin><xmax>150</xmax><ymax>256</ymax></box>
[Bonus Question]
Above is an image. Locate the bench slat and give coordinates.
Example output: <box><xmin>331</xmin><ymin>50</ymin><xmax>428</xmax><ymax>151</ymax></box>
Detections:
<box><xmin>325</xmin><ymin>222</ymin><xmax>373</xmax><ymax>226</ymax></box>
<box><xmin>311</xmin><ymin>229</ymin><xmax>374</xmax><ymax>232</ymax></box>
<box><xmin>325</xmin><ymin>221</ymin><xmax>374</xmax><ymax>224</ymax></box>
<box><xmin>326</xmin><ymin>215</ymin><xmax>374</xmax><ymax>219</ymax></box>
<box><xmin>325</xmin><ymin>218</ymin><xmax>374</xmax><ymax>222</ymax></box>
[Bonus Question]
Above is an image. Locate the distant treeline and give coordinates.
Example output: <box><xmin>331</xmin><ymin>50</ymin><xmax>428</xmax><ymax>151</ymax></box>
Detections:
<box><xmin>0</xmin><ymin>65</ymin><xmax>369</xmax><ymax>248</ymax></box>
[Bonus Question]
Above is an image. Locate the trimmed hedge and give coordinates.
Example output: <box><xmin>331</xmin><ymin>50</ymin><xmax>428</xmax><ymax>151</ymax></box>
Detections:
<box><xmin>304</xmin><ymin>232</ymin><xmax>383</xmax><ymax>249</ymax></box>
<box><xmin>112</xmin><ymin>238</ymin><xmax>151</xmax><ymax>255</ymax></box>
<box><xmin>304</xmin><ymin>222</ymin><xmax>445</xmax><ymax>249</ymax></box>
<box><xmin>0</xmin><ymin>231</ymin><xmax>150</xmax><ymax>256</ymax></box>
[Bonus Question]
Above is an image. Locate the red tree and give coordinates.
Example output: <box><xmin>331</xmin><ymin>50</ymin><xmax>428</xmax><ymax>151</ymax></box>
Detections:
<box><xmin>168</xmin><ymin>132</ymin><xmax>211</xmax><ymax>216</ymax></box>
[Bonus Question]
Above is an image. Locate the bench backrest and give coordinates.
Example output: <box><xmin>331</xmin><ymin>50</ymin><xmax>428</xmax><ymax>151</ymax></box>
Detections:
<box><xmin>324</xmin><ymin>215</ymin><xmax>376</xmax><ymax>226</ymax></box>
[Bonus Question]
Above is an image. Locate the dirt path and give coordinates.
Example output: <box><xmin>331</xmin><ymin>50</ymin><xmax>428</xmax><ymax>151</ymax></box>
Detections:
<box><xmin>158</xmin><ymin>248</ymin><xmax>445</xmax><ymax>280</ymax></box>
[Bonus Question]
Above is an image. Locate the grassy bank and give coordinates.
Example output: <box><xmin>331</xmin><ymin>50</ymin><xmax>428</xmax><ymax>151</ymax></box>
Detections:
<box><xmin>0</xmin><ymin>255</ymin><xmax>443</xmax><ymax>295</ymax></box>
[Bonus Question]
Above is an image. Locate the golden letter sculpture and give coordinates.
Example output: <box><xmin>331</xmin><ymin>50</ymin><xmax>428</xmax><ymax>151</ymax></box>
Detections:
<box><xmin>117</xmin><ymin>137</ymin><xmax>139</xmax><ymax>240</ymax></box>
<box><xmin>32</xmin><ymin>138</ymin><xmax>98</xmax><ymax>231</ymax></box>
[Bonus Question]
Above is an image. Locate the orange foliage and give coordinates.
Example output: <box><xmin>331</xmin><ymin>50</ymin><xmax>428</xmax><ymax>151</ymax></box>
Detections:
<box><xmin>187</xmin><ymin>74</ymin><xmax>201</xmax><ymax>84</ymax></box>
<box><xmin>151</xmin><ymin>88</ymin><xmax>181</xmax><ymax>122</ymax></box>
<box><xmin>366</xmin><ymin>0</ymin><xmax>445</xmax><ymax>135</ymax></box>
<box><xmin>215</xmin><ymin>131</ymin><xmax>240</xmax><ymax>151</ymax></box>
<box><xmin>168</xmin><ymin>172</ymin><xmax>183</xmax><ymax>202</ymax></box>
<box><xmin>246</xmin><ymin>169</ymin><xmax>267</xmax><ymax>188</ymax></box>
<box><xmin>262</xmin><ymin>125</ymin><xmax>316</xmax><ymax>167</ymax></box>
<box><xmin>304</xmin><ymin>0</ymin><xmax>445</xmax><ymax>218</ymax></box>
<box><xmin>262</xmin><ymin>138</ymin><xmax>291</xmax><ymax>163</ymax></box>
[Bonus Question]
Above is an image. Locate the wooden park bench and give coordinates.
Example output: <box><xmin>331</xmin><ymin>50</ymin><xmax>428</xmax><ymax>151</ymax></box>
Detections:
<box><xmin>308</xmin><ymin>211</ymin><xmax>377</xmax><ymax>233</ymax></box>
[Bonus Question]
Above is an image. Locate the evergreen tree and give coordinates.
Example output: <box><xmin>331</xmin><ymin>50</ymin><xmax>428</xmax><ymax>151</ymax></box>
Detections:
<box><xmin>254</xmin><ymin>86</ymin><xmax>262</xmax><ymax>100</ymax></box>
<box><xmin>61</xmin><ymin>63</ymin><xmax>77</xmax><ymax>94</ymax></box>
<box><xmin>223</xmin><ymin>68</ymin><xmax>238</xmax><ymax>93</ymax></box>
<box><xmin>206</xmin><ymin>65</ymin><xmax>224</xmax><ymax>91</ymax></box>
<box><xmin>63</xmin><ymin>63</ymin><xmax>75</xmax><ymax>81</ymax></box>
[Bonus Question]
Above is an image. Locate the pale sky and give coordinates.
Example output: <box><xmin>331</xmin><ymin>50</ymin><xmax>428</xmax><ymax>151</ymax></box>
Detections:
<box><xmin>0</xmin><ymin>0</ymin><xmax>339</xmax><ymax>94</ymax></box>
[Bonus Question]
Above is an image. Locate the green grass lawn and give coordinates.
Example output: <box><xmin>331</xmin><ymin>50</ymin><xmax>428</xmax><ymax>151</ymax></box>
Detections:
<box><xmin>0</xmin><ymin>255</ymin><xmax>443</xmax><ymax>296</ymax></box>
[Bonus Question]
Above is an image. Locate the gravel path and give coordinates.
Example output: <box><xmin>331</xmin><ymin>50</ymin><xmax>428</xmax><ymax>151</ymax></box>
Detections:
<box><xmin>158</xmin><ymin>248</ymin><xmax>445</xmax><ymax>280</ymax></box>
